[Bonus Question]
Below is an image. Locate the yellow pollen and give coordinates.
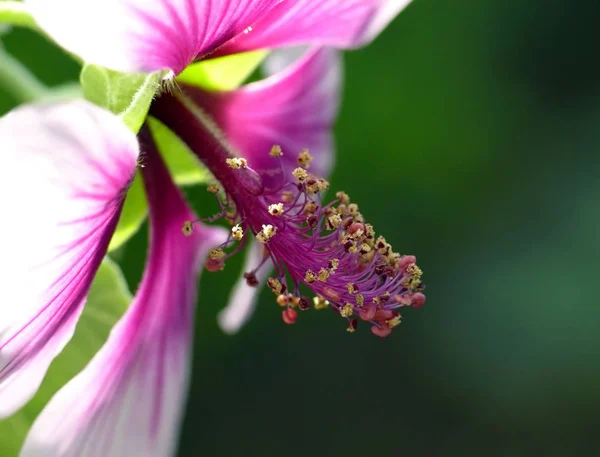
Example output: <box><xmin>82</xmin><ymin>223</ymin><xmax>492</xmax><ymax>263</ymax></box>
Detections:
<box><xmin>226</xmin><ymin>157</ymin><xmax>248</xmax><ymax>169</ymax></box>
<box><xmin>346</xmin><ymin>283</ymin><xmax>357</xmax><ymax>294</ymax></box>
<box><xmin>317</xmin><ymin>179</ymin><xmax>330</xmax><ymax>192</ymax></box>
<box><xmin>347</xmin><ymin>203</ymin><xmax>359</xmax><ymax>216</ymax></box>
<box><xmin>305</xmin><ymin>269</ymin><xmax>317</xmax><ymax>284</ymax></box>
<box><xmin>340</xmin><ymin>303</ymin><xmax>354</xmax><ymax>318</ymax></box>
<box><xmin>360</xmin><ymin>244</ymin><xmax>372</xmax><ymax>255</ymax></box>
<box><xmin>210</xmin><ymin>248</ymin><xmax>225</xmax><ymax>260</ymax></box>
<box><xmin>297</xmin><ymin>148</ymin><xmax>313</xmax><ymax>168</ymax></box>
<box><xmin>328</xmin><ymin>258</ymin><xmax>339</xmax><ymax>273</ymax></box>
<box><xmin>267</xmin><ymin>277</ymin><xmax>283</xmax><ymax>295</ymax></box>
<box><xmin>231</xmin><ymin>224</ymin><xmax>244</xmax><ymax>241</ymax></box>
<box><xmin>256</xmin><ymin>224</ymin><xmax>277</xmax><ymax>243</ymax></box>
<box><xmin>292</xmin><ymin>167</ymin><xmax>308</xmax><ymax>182</ymax></box>
<box><xmin>268</xmin><ymin>203</ymin><xmax>284</xmax><ymax>216</ymax></box>
<box><xmin>313</xmin><ymin>296</ymin><xmax>330</xmax><ymax>310</ymax></box>
<box><xmin>276</xmin><ymin>294</ymin><xmax>289</xmax><ymax>306</ymax></box>
<box><xmin>182</xmin><ymin>221</ymin><xmax>194</xmax><ymax>237</ymax></box>
<box><xmin>336</xmin><ymin>191</ymin><xmax>350</xmax><ymax>205</ymax></box>
<box><xmin>304</xmin><ymin>201</ymin><xmax>318</xmax><ymax>214</ymax></box>
<box><xmin>207</xmin><ymin>184</ymin><xmax>220</xmax><ymax>194</ymax></box>
<box><xmin>327</xmin><ymin>214</ymin><xmax>342</xmax><ymax>230</ymax></box>
<box><xmin>270</xmin><ymin>145</ymin><xmax>283</xmax><ymax>157</ymax></box>
<box><xmin>356</xmin><ymin>294</ymin><xmax>364</xmax><ymax>307</ymax></box>
<box><xmin>317</xmin><ymin>268</ymin><xmax>330</xmax><ymax>282</ymax></box>
<box><xmin>346</xmin><ymin>325</ymin><xmax>356</xmax><ymax>333</ymax></box>
<box><xmin>387</xmin><ymin>316</ymin><xmax>402</xmax><ymax>328</ymax></box>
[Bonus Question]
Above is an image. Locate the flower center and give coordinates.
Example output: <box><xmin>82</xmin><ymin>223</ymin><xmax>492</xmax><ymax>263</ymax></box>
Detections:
<box><xmin>150</xmin><ymin>92</ymin><xmax>425</xmax><ymax>337</ymax></box>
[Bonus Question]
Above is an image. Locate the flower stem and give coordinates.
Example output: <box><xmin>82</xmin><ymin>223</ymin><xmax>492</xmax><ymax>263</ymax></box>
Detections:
<box><xmin>0</xmin><ymin>47</ymin><xmax>49</xmax><ymax>102</ymax></box>
<box><xmin>0</xmin><ymin>1</ymin><xmax>39</xmax><ymax>31</ymax></box>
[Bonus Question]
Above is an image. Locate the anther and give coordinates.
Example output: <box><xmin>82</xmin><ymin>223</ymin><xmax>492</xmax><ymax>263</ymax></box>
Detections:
<box><xmin>210</xmin><ymin>248</ymin><xmax>225</xmax><ymax>260</ymax></box>
<box><xmin>297</xmin><ymin>148</ymin><xmax>313</xmax><ymax>168</ymax></box>
<box><xmin>244</xmin><ymin>272</ymin><xmax>259</xmax><ymax>287</ymax></box>
<box><xmin>336</xmin><ymin>191</ymin><xmax>350</xmax><ymax>205</ymax></box>
<box><xmin>207</xmin><ymin>184</ymin><xmax>220</xmax><ymax>194</ymax></box>
<box><xmin>267</xmin><ymin>277</ymin><xmax>285</xmax><ymax>295</ymax></box>
<box><xmin>256</xmin><ymin>224</ymin><xmax>277</xmax><ymax>243</ymax></box>
<box><xmin>340</xmin><ymin>303</ymin><xmax>354</xmax><ymax>318</ymax></box>
<box><xmin>225</xmin><ymin>157</ymin><xmax>248</xmax><ymax>169</ymax></box>
<box><xmin>298</xmin><ymin>296</ymin><xmax>311</xmax><ymax>311</ymax></box>
<box><xmin>317</xmin><ymin>268</ymin><xmax>330</xmax><ymax>282</ymax></box>
<box><xmin>292</xmin><ymin>167</ymin><xmax>308</xmax><ymax>182</ymax></box>
<box><xmin>231</xmin><ymin>224</ymin><xmax>244</xmax><ymax>241</ymax></box>
<box><xmin>313</xmin><ymin>296</ymin><xmax>330</xmax><ymax>310</ymax></box>
<box><xmin>182</xmin><ymin>221</ymin><xmax>194</xmax><ymax>236</ymax></box>
<box><xmin>305</xmin><ymin>270</ymin><xmax>317</xmax><ymax>284</ymax></box>
<box><xmin>347</xmin><ymin>319</ymin><xmax>358</xmax><ymax>333</ymax></box>
<box><xmin>268</xmin><ymin>203</ymin><xmax>284</xmax><ymax>216</ymax></box>
<box><xmin>270</xmin><ymin>145</ymin><xmax>283</xmax><ymax>157</ymax></box>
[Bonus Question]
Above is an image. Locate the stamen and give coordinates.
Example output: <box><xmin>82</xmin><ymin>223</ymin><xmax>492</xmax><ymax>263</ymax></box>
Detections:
<box><xmin>182</xmin><ymin>221</ymin><xmax>194</xmax><ymax>236</ymax></box>
<box><xmin>268</xmin><ymin>203</ymin><xmax>284</xmax><ymax>216</ymax></box>
<box><xmin>297</xmin><ymin>148</ymin><xmax>313</xmax><ymax>168</ymax></box>
<box><xmin>231</xmin><ymin>224</ymin><xmax>244</xmax><ymax>241</ymax></box>
<box><xmin>270</xmin><ymin>145</ymin><xmax>283</xmax><ymax>158</ymax></box>
<box><xmin>226</xmin><ymin>157</ymin><xmax>248</xmax><ymax>169</ymax></box>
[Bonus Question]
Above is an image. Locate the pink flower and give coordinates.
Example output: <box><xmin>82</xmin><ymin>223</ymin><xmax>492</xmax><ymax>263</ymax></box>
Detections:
<box><xmin>0</xmin><ymin>101</ymin><xmax>226</xmax><ymax>455</ymax></box>
<box><xmin>25</xmin><ymin>0</ymin><xmax>412</xmax><ymax>74</ymax></box>
<box><xmin>0</xmin><ymin>43</ymin><xmax>347</xmax><ymax>456</ymax></box>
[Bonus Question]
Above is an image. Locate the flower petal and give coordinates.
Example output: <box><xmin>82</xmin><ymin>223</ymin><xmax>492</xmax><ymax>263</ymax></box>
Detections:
<box><xmin>218</xmin><ymin>240</ymin><xmax>271</xmax><ymax>334</ymax></box>
<box><xmin>185</xmin><ymin>47</ymin><xmax>342</xmax><ymax>188</ymax></box>
<box><xmin>216</xmin><ymin>0</ymin><xmax>413</xmax><ymax>56</ymax></box>
<box><xmin>0</xmin><ymin>101</ymin><xmax>138</xmax><ymax>418</ymax></box>
<box><xmin>25</xmin><ymin>0</ymin><xmax>283</xmax><ymax>74</ymax></box>
<box><xmin>20</xmin><ymin>131</ymin><xmax>226</xmax><ymax>457</ymax></box>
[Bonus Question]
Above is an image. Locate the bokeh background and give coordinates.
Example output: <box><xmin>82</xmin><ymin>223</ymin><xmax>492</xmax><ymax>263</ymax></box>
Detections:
<box><xmin>2</xmin><ymin>0</ymin><xmax>600</xmax><ymax>455</ymax></box>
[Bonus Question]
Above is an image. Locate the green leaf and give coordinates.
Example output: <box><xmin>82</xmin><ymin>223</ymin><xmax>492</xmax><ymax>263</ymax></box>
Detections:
<box><xmin>177</xmin><ymin>50</ymin><xmax>267</xmax><ymax>90</ymax></box>
<box><xmin>0</xmin><ymin>1</ymin><xmax>39</xmax><ymax>31</ymax></box>
<box><xmin>80</xmin><ymin>64</ymin><xmax>162</xmax><ymax>133</ymax></box>
<box><xmin>108</xmin><ymin>173</ymin><xmax>147</xmax><ymax>252</ymax></box>
<box><xmin>147</xmin><ymin>116</ymin><xmax>212</xmax><ymax>186</ymax></box>
<box><xmin>0</xmin><ymin>257</ymin><xmax>131</xmax><ymax>456</ymax></box>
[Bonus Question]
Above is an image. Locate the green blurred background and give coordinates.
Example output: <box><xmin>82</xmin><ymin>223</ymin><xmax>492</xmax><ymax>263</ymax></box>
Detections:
<box><xmin>2</xmin><ymin>0</ymin><xmax>600</xmax><ymax>455</ymax></box>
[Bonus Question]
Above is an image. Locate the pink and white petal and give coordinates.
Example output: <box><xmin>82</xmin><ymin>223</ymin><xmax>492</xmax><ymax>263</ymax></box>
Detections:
<box><xmin>185</xmin><ymin>47</ymin><xmax>342</xmax><ymax>188</ymax></box>
<box><xmin>21</xmin><ymin>132</ymin><xmax>226</xmax><ymax>457</ymax></box>
<box><xmin>361</xmin><ymin>0</ymin><xmax>413</xmax><ymax>45</ymax></box>
<box><xmin>25</xmin><ymin>0</ymin><xmax>283</xmax><ymax>74</ymax></box>
<box><xmin>0</xmin><ymin>101</ymin><xmax>138</xmax><ymax>418</ymax></box>
<box><xmin>215</xmin><ymin>0</ymin><xmax>412</xmax><ymax>56</ymax></box>
<box><xmin>218</xmin><ymin>240</ymin><xmax>272</xmax><ymax>334</ymax></box>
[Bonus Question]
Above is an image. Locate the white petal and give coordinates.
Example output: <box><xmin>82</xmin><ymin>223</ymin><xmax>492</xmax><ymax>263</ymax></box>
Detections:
<box><xmin>21</xmin><ymin>134</ymin><xmax>227</xmax><ymax>457</ymax></box>
<box><xmin>0</xmin><ymin>101</ymin><xmax>139</xmax><ymax>418</ymax></box>
<box><xmin>218</xmin><ymin>241</ymin><xmax>272</xmax><ymax>334</ymax></box>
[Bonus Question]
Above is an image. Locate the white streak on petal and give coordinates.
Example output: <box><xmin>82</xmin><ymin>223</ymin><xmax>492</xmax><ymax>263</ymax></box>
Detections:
<box><xmin>218</xmin><ymin>241</ymin><xmax>271</xmax><ymax>334</ymax></box>
<box><xmin>0</xmin><ymin>101</ymin><xmax>139</xmax><ymax>418</ymax></box>
<box><xmin>20</xmin><ymin>139</ymin><xmax>227</xmax><ymax>457</ymax></box>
